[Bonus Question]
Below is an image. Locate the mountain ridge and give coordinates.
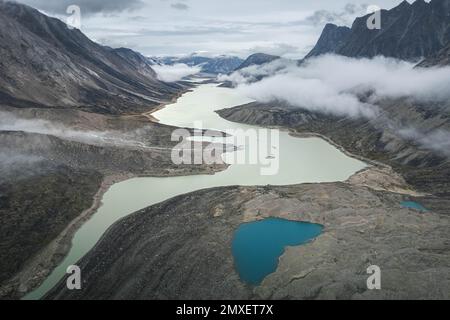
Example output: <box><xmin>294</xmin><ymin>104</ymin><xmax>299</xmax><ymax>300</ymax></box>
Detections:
<box><xmin>0</xmin><ymin>0</ymin><xmax>182</xmax><ymax>115</ymax></box>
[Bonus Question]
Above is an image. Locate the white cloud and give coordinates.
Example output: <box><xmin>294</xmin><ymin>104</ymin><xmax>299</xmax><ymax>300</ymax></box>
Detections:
<box><xmin>222</xmin><ymin>54</ymin><xmax>450</xmax><ymax>119</ymax></box>
<box><xmin>305</xmin><ymin>3</ymin><xmax>370</xmax><ymax>26</ymax></box>
<box><xmin>152</xmin><ymin>63</ymin><xmax>201</xmax><ymax>82</ymax></box>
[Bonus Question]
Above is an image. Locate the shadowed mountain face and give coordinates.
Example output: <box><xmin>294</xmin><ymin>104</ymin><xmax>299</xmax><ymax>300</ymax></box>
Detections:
<box><xmin>0</xmin><ymin>1</ymin><xmax>182</xmax><ymax>115</ymax></box>
<box><xmin>235</xmin><ymin>53</ymin><xmax>280</xmax><ymax>70</ymax></box>
<box><xmin>306</xmin><ymin>0</ymin><xmax>450</xmax><ymax>61</ymax></box>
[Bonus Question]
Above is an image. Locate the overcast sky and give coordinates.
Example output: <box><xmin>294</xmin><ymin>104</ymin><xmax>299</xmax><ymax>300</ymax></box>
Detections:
<box><xmin>17</xmin><ymin>0</ymin><xmax>407</xmax><ymax>58</ymax></box>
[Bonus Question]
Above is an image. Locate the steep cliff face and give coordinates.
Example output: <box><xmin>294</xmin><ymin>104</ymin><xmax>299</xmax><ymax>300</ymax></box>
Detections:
<box><xmin>306</xmin><ymin>0</ymin><xmax>450</xmax><ymax>61</ymax></box>
<box><xmin>305</xmin><ymin>24</ymin><xmax>351</xmax><ymax>59</ymax></box>
<box><xmin>0</xmin><ymin>1</ymin><xmax>182</xmax><ymax>114</ymax></box>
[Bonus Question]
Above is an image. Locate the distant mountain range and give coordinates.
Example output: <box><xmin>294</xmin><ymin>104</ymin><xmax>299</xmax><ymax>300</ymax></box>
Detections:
<box><xmin>153</xmin><ymin>55</ymin><xmax>243</xmax><ymax>74</ymax></box>
<box><xmin>306</xmin><ymin>0</ymin><xmax>450</xmax><ymax>62</ymax></box>
<box><xmin>0</xmin><ymin>1</ymin><xmax>182</xmax><ymax>115</ymax></box>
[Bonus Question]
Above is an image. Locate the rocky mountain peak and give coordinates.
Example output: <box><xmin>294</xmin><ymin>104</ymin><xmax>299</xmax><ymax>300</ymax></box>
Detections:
<box><xmin>0</xmin><ymin>0</ymin><xmax>182</xmax><ymax>114</ymax></box>
<box><xmin>306</xmin><ymin>0</ymin><xmax>450</xmax><ymax>61</ymax></box>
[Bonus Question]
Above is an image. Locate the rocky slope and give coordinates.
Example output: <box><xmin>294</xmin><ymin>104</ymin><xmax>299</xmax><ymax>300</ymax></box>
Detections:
<box><xmin>46</xmin><ymin>183</ymin><xmax>450</xmax><ymax>300</ymax></box>
<box><xmin>306</xmin><ymin>0</ymin><xmax>450</xmax><ymax>61</ymax></box>
<box><xmin>0</xmin><ymin>1</ymin><xmax>182</xmax><ymax>114</ymax></box>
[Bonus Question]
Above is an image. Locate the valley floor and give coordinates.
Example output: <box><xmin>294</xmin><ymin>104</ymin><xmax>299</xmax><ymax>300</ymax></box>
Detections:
<box><xmin>1</xmin><ymin>86</ymin><xmax>449</xmax><ymax>300</ymax></box>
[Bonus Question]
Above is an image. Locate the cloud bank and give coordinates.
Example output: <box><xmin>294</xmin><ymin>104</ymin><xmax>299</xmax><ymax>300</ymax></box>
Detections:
<box><xmin>153</xmin><ymin>63</ymin><xmax>201</xmax><ymax>82</ymax></box>
<box><xmin>222</xmin><ymin>54</ymin><xmax>450</xmax><ymax>119</ymax></box>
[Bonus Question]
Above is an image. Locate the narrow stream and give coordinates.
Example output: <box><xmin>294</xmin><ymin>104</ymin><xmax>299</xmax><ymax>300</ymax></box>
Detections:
<box><xmin>25</xmin><ymin>83</ymin><xmax>366</xmax><ymax>299</ymax></box>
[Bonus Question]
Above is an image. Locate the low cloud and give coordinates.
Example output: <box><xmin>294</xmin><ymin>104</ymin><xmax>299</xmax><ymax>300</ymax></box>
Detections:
<box><xmin>221</xmin><ymin>54</ymin><xmax>450</xmax><ymax>157</ymax></box>
<box><xmin>153</xmin><ymin>63</ymin><xmax>201</xmax><ymax>82</ymax></box>
<box><xmin>221</xmin><ymin>54</ymin><xmax>450</xmax><ymax>119</ymax></box>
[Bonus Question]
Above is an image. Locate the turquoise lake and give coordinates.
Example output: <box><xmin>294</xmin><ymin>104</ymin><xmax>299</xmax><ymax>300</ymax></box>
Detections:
<box><xmin>232</xmin><ymin>218</ymin><xmax>323</xmax><ymax>285</ymax></box>
<box><xmin>401</xmin><ymin>201</ymin><xmax>428</xmax><ymax>212</ymax></box>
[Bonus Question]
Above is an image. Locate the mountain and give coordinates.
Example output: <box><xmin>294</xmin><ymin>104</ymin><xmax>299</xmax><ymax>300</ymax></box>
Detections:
<box><xmin>306</xmin><ymin>0</ymin><xmax>450</xmax><ymax>61</ymax></box>
<box><xmin>235</xmin><ymin>53</ymin><xmax>280</xmax><ymax>70</ymax></box>
<box><xmin>154</xmin><ymin>55</ymin><xmax>243</xmax><ymax>74</ymax></box>
<box><xmin>417</xmin><ymin>42</ymin><xmax>450</xmax><ymax>67</ymax></box>
<box><xmin>304</xmin><ymin>24</ymin><xmax>351</xmax><ymax>59</ymax></box>
<box><xmin>0</xmin><ymin>0</ymin><xmax>182</xmax><ymax>115</ymax></box>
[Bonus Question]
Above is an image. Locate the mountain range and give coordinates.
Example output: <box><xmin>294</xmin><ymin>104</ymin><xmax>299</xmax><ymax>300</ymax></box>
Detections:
<box><xmin>306</xmin><ymin>0</ymin><xmax>450</xmax><ymax>61</ymax></box>
<box><xmin>235</xmin><ymin>53</ymin><xmax>280</xmax><ymax>70</ymax></box>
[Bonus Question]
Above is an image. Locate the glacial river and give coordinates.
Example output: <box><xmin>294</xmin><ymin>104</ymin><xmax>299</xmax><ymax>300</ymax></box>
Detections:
<box><xmin>25</xmin><ymin>83</ymin><xmax>366</xmax><ymax>299</ymax></box>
